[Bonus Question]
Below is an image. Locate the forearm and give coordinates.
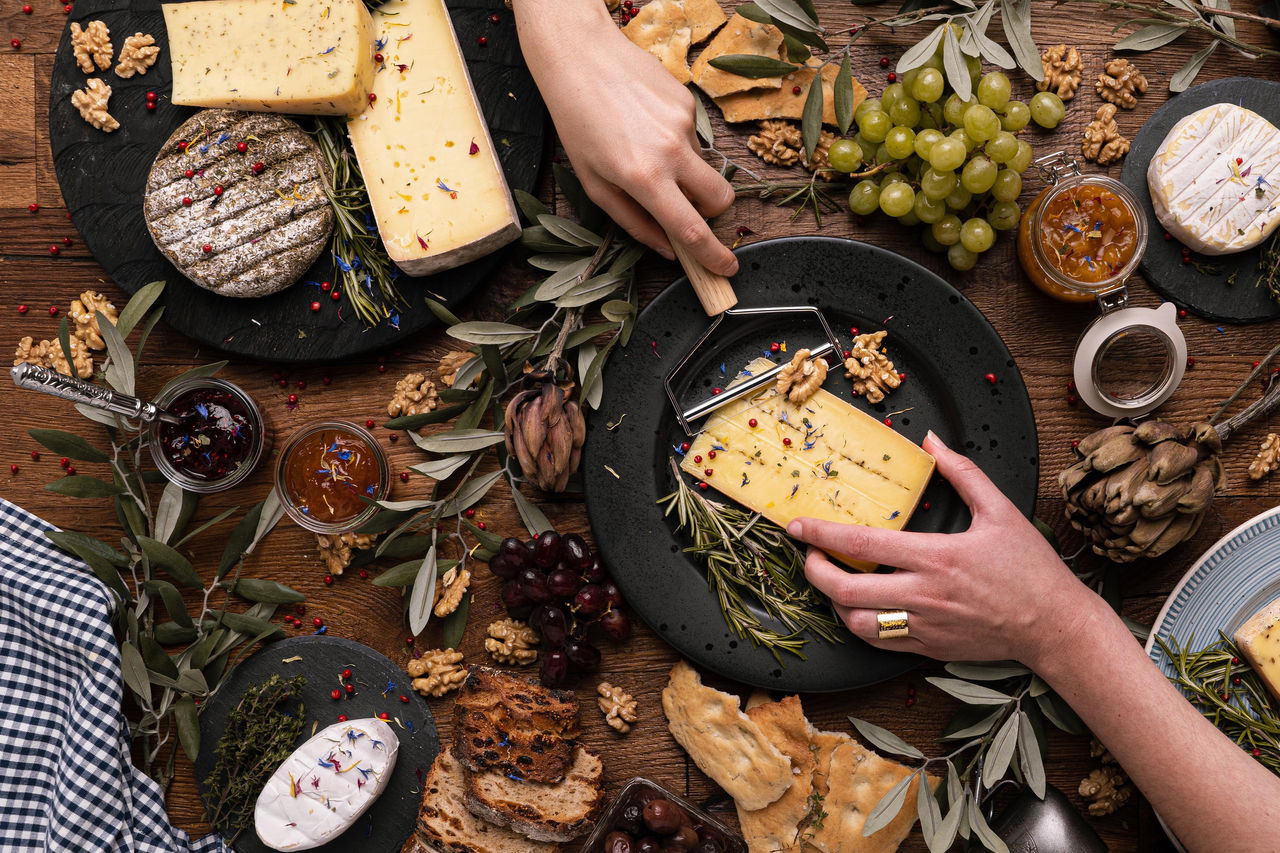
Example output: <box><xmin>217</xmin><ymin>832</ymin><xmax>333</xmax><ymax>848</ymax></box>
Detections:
<box><xmin>513</xmin><ymin>0</ymin><xmax>615</xmax><ymax>70</ymax></box>
<box><xmin>1030</xmin><ymin>597</ymin><xmax>1280</xmax><ymax>852</ymax></box>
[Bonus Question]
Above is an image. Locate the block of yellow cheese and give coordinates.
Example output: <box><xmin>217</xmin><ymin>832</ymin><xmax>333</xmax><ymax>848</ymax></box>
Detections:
<box><xmin>681</xmin><ymin>358</ymin><xmax>934</xmax><ymax>571</ymax></box>
<box><xmin>163</xmin><ymin>0</ymin><xmax>375</xmax><ymax>116</ymax></box>
<box><xmin>1234</xmin><ymin>596</ymin><xmax>1280</xmax><ymax>703</ymax></box>
<box><xmin>346</xmin><ymin>0</ymin><xmax>521</xmax><ymax>277</ymax></box>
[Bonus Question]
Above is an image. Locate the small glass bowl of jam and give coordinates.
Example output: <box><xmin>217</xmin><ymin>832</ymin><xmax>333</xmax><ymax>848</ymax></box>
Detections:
<box><xmin>149</xmin><ymin>378</ymin><xmax>267</xmax><ymax>493</ymax></box>
<box><xmin>275</xmin><ymin>420</ymin><xmax>390</xmax><ymax>534</ymax></box>
<box><xmin>1016</xmin><ymin>153</ymin><xmax>1147</xmax><ymax>302</ymax></box>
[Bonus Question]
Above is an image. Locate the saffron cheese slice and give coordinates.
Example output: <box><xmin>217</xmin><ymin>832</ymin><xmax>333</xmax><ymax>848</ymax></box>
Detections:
<box><xmin>681</xmin><ymin>357</ymin><xmax>934</xmax><ymax>571</ymax></box>
<box><xmin>1146</xmin><ymin>103</ymin><xmax>1280</xmax><ymax>255</ymax></box>
<box><xmin>162</xmin><ymin>0</ymin><xmax>375</xmax><ymax>116</ymax></box>
<box><xmin>254</xmin><ymin>718</ymin><xmax>399</xmax><ymax>851</ymax></box>
<box><xmin>346</xmin><ymin>0</ymin><xmax>521</xmax><ymax>277</ymax></box>
<box><xmin>1234</xmin><ymin>596</ymin><xmax>1280</xmax><ymax>704</ymax></box>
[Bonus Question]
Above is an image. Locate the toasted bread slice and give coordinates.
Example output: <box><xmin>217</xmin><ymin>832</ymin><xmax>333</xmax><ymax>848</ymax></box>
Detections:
<box><xmin>454</xmin><ymin>666</ymin><xmax>579</xmax><ymax>784</ymax></box>
<box><xmin>463</xmin><ymin>744</ymin><xmax>605</xmax><ymax>844</ymax></box>
<box><xmin>407</xmin><ymin>746</ymin><xmax>560</xmax><ymax>853</ymax></box>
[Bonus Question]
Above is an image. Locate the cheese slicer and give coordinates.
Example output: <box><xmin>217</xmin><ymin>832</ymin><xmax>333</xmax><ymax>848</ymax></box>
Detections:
<box><xmin>664</xmin><ymin>306</ymin><xmax>845</xmax><ymax>435</ymax></box>
<box><xmin>10</xmin><ymin>362</ymin><xmax>183</xmax><ymax>425</ymax></box>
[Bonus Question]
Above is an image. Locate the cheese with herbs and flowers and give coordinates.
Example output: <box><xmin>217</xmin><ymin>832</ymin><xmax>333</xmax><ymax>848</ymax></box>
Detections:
<box><xmin>162</xmin><ymin>0</ymin><xmax>375</xmax><ymax>116</ymax></box>
<box><xmin>254</xmin><ymin>718</ymin><xmax>398</xmax><ymax>850</ymax></box>
<box><xmin>346</xmin><ymin>0</ymin><xmax>521</xmax><ymax>277</ymax></box>
<box><xmin>680</xmin><ymin>357</ymin><xmax>934</xmax><ymax>571</ymax></box>
<box><xmin>1234</xmin><ymin>596</ymin><xmax>1280</xmax><ymax>704</ymax></box>
<box><xmin>1146</xmin><ymin>103</ymin><xmax>1280</xmax><ymax>255</ymax></box>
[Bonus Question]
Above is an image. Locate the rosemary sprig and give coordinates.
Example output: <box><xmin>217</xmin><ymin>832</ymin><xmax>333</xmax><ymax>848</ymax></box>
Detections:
<box><xmin>1156</xmin><ymin>633</ymin><xmax>1280</xmax><ymax>775</ymax></box>
<box><xmin>658</xmin><ymin>457</ymin><xmax>843</xmax><ymax>664</ymax></box>
<box><xmin>1257</xmin><ymin>232</ymin><xmax>1280</xmax><ymax>306</ymax></box>
<box><xmin>202</xmin><ymin>674</ymin><xmax>308</xmax><ymax>841</ymax></box>
<box><xmin>310</xmin><ymin>117</ymin><xmax>405</xmax><ymax>327</ymax></box>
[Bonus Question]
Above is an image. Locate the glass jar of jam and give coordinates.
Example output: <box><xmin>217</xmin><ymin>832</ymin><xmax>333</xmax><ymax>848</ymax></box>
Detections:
<box><xmin>275</xmin><ymin>420</ymin><xmax>390</xmax><ymax>534</ymax></box>
<box><xmin>149</xmin><ymin>378</ymin><xmax>267</xmax><ymax>493</ymax></box>
<box><xmin>1017</xmin><ymin>152</ymin><xmax>1147</xmax><ymax>303</ymax></box>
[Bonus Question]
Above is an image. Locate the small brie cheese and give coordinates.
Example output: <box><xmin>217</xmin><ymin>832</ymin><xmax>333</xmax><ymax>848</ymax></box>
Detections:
<box><xmin>1146</xmin><ymin>103</ymin><xmax>1280</xmax><ymax>255</ymax></box>
<box><xmin>254</xmin><ymin>718</ymin><xmax>399</xmax><ymax>851</ymax></box>
<box><xmin>1235</xmin><ymin>596</ymin><xmax>1280</xmax><ymax>704</ymax></box>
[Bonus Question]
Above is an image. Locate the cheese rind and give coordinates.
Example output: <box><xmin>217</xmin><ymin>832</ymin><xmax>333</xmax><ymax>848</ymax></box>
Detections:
<box><xmin>681</xmin><ymin>357</ymin><xmax>934</xmax><ymax>571</ymax></box>
<box><xmin>1146</xmin><ymin>104</ymin><xmax>1280</xmax><ymax>255</ymax></box>
<box><xmin>1234</xmin><ymin>595</ymin><xmax>1280</xmax><ymax>704</ymax></box>
<box><xmin>254</xmin><ymin>718</ymin><xmax>399</xmax><ymax>850</ymax></box>
<box><xmin>346</xmin><ymin>0</ymin><xmax>521</xmax><ymax>277</ymax></box>
<box><xmin>163</xmin><ymin>0</ymin><xmax>375</xmax><ymax>116</ymax></box>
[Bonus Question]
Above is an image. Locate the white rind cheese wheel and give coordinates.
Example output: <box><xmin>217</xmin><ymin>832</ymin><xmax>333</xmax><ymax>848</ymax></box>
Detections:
<box><xmin>254</xmin><ymin>718</ymin><xmax>399</xmax><ymax>850</ymax></box>
<box><xmin>1146</xmin><ymin>103</ymin><xmax>1280</xmax><ymax>255</ymax></box>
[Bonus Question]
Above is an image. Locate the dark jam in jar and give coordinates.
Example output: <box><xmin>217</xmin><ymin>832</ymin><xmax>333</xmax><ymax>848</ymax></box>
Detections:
<box><xmin>282</xmin><ymin>428</ymin><xmax>381</xmax><ymax>525</ymax></box>
<box><xmin>157</xmin><ymin>388</ymin><xmax>255</xmax><ymax>483</ymax></box>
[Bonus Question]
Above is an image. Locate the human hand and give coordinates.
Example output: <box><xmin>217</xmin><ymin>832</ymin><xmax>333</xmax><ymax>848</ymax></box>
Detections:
<box><xmin>513</xmin><ymin>1</ymin><xmax>738</xmax><ymax>276</ymax></box>
<box><xmin>788</xmin><ymin>432</ymin><xmax>1104</xmax><ymax>667</ymax></box>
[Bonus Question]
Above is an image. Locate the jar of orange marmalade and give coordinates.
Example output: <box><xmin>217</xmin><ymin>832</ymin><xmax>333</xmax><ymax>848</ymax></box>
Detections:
<box><xmin>1017</xmin><ymin>152</ymin><xmax>1147</xmax><ymax>303</ymax></box>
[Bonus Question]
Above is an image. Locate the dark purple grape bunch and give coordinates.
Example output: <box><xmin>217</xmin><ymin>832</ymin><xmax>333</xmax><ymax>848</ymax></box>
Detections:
<box><xmin>487</xmin><ymin>530</ymin><xmax>632</xmax><ymax>687</ymax></box>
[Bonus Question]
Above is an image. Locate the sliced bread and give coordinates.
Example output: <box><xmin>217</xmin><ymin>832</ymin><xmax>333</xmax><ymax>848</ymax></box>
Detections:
<box><xmin>453</xmin><ymin>666</ymin><xmax>579</xmax><ymax>784</ymax></box>
<box><xmin>406</xmin><ymin>746</ymin><xmax>560</xmax><ymax>853</ymax></box>
<box><xmin>462</xmin><ymin>744</ymin><xmax>605</xmax><ymax>844</ymax></box>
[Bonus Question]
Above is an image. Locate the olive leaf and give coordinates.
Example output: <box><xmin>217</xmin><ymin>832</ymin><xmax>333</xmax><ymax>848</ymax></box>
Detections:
<box><xmin>753</xmin><ymin>0</ymin><xmax>820</xmax><ymax>31</ymax></box>
<box><xmin>897</xmin><ymin>23</ymin><xmax>948</xmax><ymax>74</ymax></box>
<box><xmin>917</xmin><ymin>763</ymin><xmax>942</xmax><ymax>841</ymax></box>
<box><xmin>218</xmin><ymin>500</ymin><xmax>267</xmax><ymax>579</ymax></box>
<box><xmin>154</xmin><ymin>481</ymin><xmax>195</xmax><ymax>546</ymax></box>
<box><xmin>447</xmin><ymin>322</ymin><xmax>537</xmax><ymax>345</ymax></box>
<box><xmin>223</xmin><ymin>577</ymin><xmax>305</xmax><ymax>604</ymax></box>
<box><xmin>1017</xmin><ymin>710</ymin><xmax>1046</xmax><ymax>797</ymax></box>
<box><xmin>98</xmin><ymin>310</ymin><xmax>135</xmax><ymax>396</ymax></box>
<box><xmin>441</xmin><ymin>592</ymin><xmax>471</xmax><ymax>650</ymax></box>
<box><xmin>834</xmin><ymin>53</ymin><xmax>855</xmax><ymax>135</ymax></box>
<box><xmin>57</xmin><ymin>319</ymin><xmax>74</xmax><ymax>387</ymax></box>
<box><xmin>133</xmin><ymin>308</ymin><xmax>165</xmax><ymax>367</ymax></box>
<box><xmin>159</xmin><ymin>362</ymin><xmax>229</xmax><ymax>395</ymax></box>
<box><xmin>941</xmin><ymin>24</ymin><xmax>973</xmax><ymax>102</ymax></box>
<box><xmin>464</xmin><ymin>518</ymin><xmax>502</xmax><ymax>551</ymax></box>
<box><xmin>538</xmin><ymin>214</ymin><xmax>603</xmax><ymax>248</ymax></box>
<box><xmin>386</xmin><ymin>402</ymin><xmax>470</xmax><ymax>431</ymax></box>
<box><xmin>527</xmin><ymin>253</ymin><xmax>580</xmax><ymax>272</ymax></box>
<box><xmin>983</xmin><ymin>710</ymin><xmax>1021</xmax><ymax>782</ymax></box>
<box><xmin>1170</xmin><ymin>40</ymin><xmax>1217</xmax><ymax>92</ymax></box>
<box><xmin>511</xmin><ymin>483</ymin><xmax>553</xmax><ymax>537</ymax></box>
<box><xmin>1114</xmin><ymin>20</ymin><xmax>1188</xmax><ymax>50</ymax></box>
<box><xmin>218</xmin><ymin>610</ymin><xmax>283</xmax><ymax>640</ymax></box>
<box><xmin>410</xmin><ymin>453</ymin><xmax>474</xmax><ymax>480</ymax></box>
<box><xmin>29</xmin><ymin>428</ymin><xmax>110</xmax><ymax>462</ymax></box>
<box><xmin>374</xmin><ymin>557</ymin><xmax>456</xmax><ymax>587</ymax></box>
<box><xmin>967</xmin><ymin>795</ymin><xmax>1009</xmax><ymax>853</ymax></box>
<box><xmin>929</xmin><ymin>795</ymin><xmax>964</xmax><ymax>853</ymax></box>
<box><xmin>120</xmin><ymin>640</ymin><xmax>151</xmax><ymax>703</ymax></box>
<box><xmin>174</xmin><ymin>695</ymin><xmax>200</xmax><ymax>761</ymax></box>
<box><xmin>862</xmin><ymin>770</ymin><xmax>915</xmax><ymax>836</ymax></box>
<box><xmin>939</xmin><ymin>705</ymin><xmax>1004</xmax><ymax>741</ymax></box>
<box><xmin>1202</xmin><ymin>0</ymin><xmax>1235</xmax><ymax>37</ymax></box>
<box><xmin>783</xmin><ymin>33</ymin><xmax>811</xmax><ymax>62</ymax></box>
<box><xmin>564</xmin><ymin>323</ymin><xmax>618</xmax><ymax>350</ymax></box>
<box><xmin>522</xmin><ymin>225</ymin><xmax>591</xmax><ymax>254</ymax></box>
<box><xmin>139</xmin><ymin>535</ymin><xmax>203</xmax><ymax>588</ymax></box>
<box><xmin>407</xmin><ymin>546</ymin><xmax>439</xmax><ymax>636</ymax></box>
<box><xmin>46</xmin><ymin>476</ymin><xmax>125</xmax><ymax>498</ymax></box>
<box><xmin>601</xmin><ymin>300</ymin><xmax>635</xmax><ymax>323</ymax></box>
<box><xmin>114</xmin><ymin>280</ymin><xmax>165</xmax><ymax>339</ymax></box>
<box><xmin>155</xmin><ymin>621</ymin><xmax>198</xmax><ymax>645</ymax></box>
<box><xmin>1035</xmin><ymin>690</ymin><xmax>1084</xmax><ymax>733</ymax></box>
<box><xmin>579</xmin><ymin>337</ymin><xmax>619</xmax><ymax>412</ymax></box>
<box><xmin>139</xmin><ymin>635</ymin><xmax>178</xmax><ymax>679</ymax></box>
<box><xmin>552</xmin><ymin>162</ymin><xmax>606</xmax><ymax>233</ymax></box>
<box><xmin>692</xmin><ymin>88</ymin><xmax>714</xmax><ymax>148</ymax></box>
<box><xmin>999</xmin><ymin>0</ymin><xmax>1043</xmax><ymax>80</ymax></box>
<box><xmin>423</xmin><ymin>297</ymin><xmax>463</xmax><ymax>326</ymax></box>
<box><xmin>438</xmin><ymin>469</ymin><xmax>504</xmax><ymax>516</ymax></box>
<box><xmin>708</xmin><ymin>54</ymin><xmax>800</xmax><ymax>78</ymax></box>
<box><xmin>513</xmin><ymin>189</ymin><xmax>549</xmax><ymax>223</ymax></box>
<box><xmin>46</xmin><ymin>529</ymin><xmax>127</xmax><ymax>567</ymax></box>
<box><xmin>144</xmin><ymin>579</ymin><xmax>193</xmax><ymax>628</ymax></box>
<box><xmin>411</xmin><ymin>429</ymin><xmax>505</xmax><ymax>454</ymax></box>
<box><xmin>944</xmin><ymin>660</ymin><xmax>1031</xmax><ymax>680</ymax></box>
<box><xmin>926</xmin><ymin>676</ymin><xmax>1014</xmax><ymax>705</ymax></box>
<box><xmin>849</xmin><ymin>716</ymin><xmax>925</xmax><ymax>759</ymax></box>
<box><xmin>535</xmin><ymin>257</ymin><xmax>594</xmax><ymax>301</ymax></box>
<box><xmin>556</xmin><ymin>271</ymin><xmax>628</xmax><ymax>309</ymax></box>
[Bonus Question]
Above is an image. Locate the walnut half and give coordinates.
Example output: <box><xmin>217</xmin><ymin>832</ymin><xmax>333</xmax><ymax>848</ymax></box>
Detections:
<box><xmin>69</xmin><ymin>290</ymin><xmax>118</xmax><ymax>350</ymax></box>
<box><xmin>316</xmin><ymin>531</ymin><xmax>378</xmax><ymax>576</ymax></box>
<box><xmin>1249</xmin><ymin>433</ymin><xmax>1280</xmax><ymax>480</ymax></box>
<box><xmin>1096</xmin><ymin>58</ymin><xmax>1147</xmax><ymax>109</ymax></box>
<box><xmin>1082</xmin><ymin>104</ymin><xmax>1130</xmax><ymax>166</ymax></box>
<box><xmin>1079</xmin><ymin>767</ymin><xmax>1132</xmax><ymax>816</ymax></box>
<box><xmin>748</xmin><ymin>120</ymin><xmax>803</xmax><ymax>167</ymax></box>
<box><xmin>1037</xmin><ymin>44</ymin><xmax>1083</xmax><ymax>100</ymax></box>
<box><xmin>407</xmin><ymin>649</ymin><xmax>467</xmax><ymax>697</ymax></box>
<box><xmin>432</xmin><ymin>566</ymin><xmax>471</xmax><ymax>618</ymax></box>
<box><xmin>843</xmin><ymin>331</ymin><xmax>900</xmax><ymax>404</ymax></box>
<box><xmin>70</xmin><ymin>78</ymin><xmax>119</xmax><ymax>133</ymax></box>
<box><xmin>388</xmin><ymin>372</ymin><xmax>440</xmax><ymax>418</ymax></box>
<box><xmin>775</xmin><ymin>349</ymin><xmax>828</xmax><ymax>405</ymax></box>
<box><xmin>597</xmin><ymin>681</ymin><xmax>638</xmax><ymax>734</ymax></box>
<box><xmin>14</xmin><ymin>335</ymin><xmax>93</xmax><ymax>378</ymax></box>
<box><xmin>70</xmin><ymin>20</ymin><xmax>112</xmax><ymax>73</ymax></box>
<box><xmin>485</xmin><ymin>618</ymin><xmax>540</xmax><ymax>665</ymax></box>
<box><xmin>114</xmin><ymin>33</ymin><xmax>160</xmax><ymax>78</ymax></box>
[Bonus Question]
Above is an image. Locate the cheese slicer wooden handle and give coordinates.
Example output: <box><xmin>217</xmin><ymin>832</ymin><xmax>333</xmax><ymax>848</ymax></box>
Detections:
<box><xmin>672</xmin><ymin>241</ymin><xmax>738</xmax><ymax>316</ymax></box>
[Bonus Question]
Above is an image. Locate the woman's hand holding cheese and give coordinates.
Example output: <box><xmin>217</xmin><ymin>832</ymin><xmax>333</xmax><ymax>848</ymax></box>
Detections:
<box><xmin>512</xmin><ymin>0</ymin><xmax>738</xmax><ymax>277</ymax></box>
<box><xmin>790</xmin><ymin>431</ymin><xmax>1280</xmax><ymax>852</ymax></box>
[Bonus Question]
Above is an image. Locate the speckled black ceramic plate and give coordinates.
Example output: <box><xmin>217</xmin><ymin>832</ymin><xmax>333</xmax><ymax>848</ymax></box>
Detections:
<box><xmin>49</xmin><ymin>0</ymin><xmax>544</xmax><ymax>362</ymax></box>
<box><xmin>1120</xmin><ymin>77</ymin><xmax>1280</xmax><ymax>325</ymax></box>
<box><xmin>194</xmin><ymin>636</ymin><xmax>438</xmax><ymax>852</ymax></box>
<box><xmin>582</xmin><ymin>237</ymin><xmax>1038</xmax><ymax>693</ymax></box>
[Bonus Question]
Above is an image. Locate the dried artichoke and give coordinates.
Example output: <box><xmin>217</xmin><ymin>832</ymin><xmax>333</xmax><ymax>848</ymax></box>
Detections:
<box><xmin>504</xmin><ymin>380</ymin><xmax>586</xmax><ymax>493</ymax></box>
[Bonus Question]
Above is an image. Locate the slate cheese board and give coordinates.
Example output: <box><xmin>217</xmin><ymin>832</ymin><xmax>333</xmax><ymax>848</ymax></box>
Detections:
<box><xmin>49</xmin><ymin>0</ymin><xmax>545</xmax><ymax>362</ymax></box>
<box><xmin>1120</xmin><ymin>77</ymin><xmax>1280</xmax><ymax>325</ymax></box>
<box><xmin>195</xmin><ymin>635</ymin><xmax>439</xmax><ymax>852</ymax></box>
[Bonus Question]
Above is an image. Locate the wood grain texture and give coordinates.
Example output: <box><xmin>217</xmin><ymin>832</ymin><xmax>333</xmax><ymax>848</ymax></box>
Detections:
<box><xmin>1</xmin><ymin>2</ymin><xmax>1278</xmax><ymax>851</ymax></box>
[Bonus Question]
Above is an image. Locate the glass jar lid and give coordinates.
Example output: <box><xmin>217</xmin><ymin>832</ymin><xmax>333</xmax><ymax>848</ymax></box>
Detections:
<box><xmin>1072</xmin><ymin>299</ymin><xmax>1187</xmax><ymax>418</ymax></box>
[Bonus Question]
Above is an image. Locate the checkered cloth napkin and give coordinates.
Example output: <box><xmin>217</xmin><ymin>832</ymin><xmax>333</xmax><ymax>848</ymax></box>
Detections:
<box><xmin>0</xmin><ymin>498</ymin><xmax>225</xmax><ymax>853</ymax></box>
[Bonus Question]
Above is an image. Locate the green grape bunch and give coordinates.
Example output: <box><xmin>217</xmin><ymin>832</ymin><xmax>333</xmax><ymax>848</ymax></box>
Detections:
<box><xmin>827</xmin><ymin>42</ymin><xmax>1067</xmax><ymax>272</ymax></box>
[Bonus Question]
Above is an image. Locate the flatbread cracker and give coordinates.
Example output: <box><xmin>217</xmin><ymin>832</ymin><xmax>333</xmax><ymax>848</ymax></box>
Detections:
<box><xmin>736</xmin><ymin>697</ymin><xmax>816</xmax><ymax>853</ymax></box>
<box><xmin>683</xmin><ymin>0</ymin><xmax>727</xmax><ymax>43</ymax></box>
<box><xmin>662</xmin><ymin>661</ymin><xmax>792</xmax><ymax>811</ymax></box>
<box><xmin>808</xmin><ymin>742</ymin><xmax>937</xmax><ymax>853</ymax></box>
<box><xmin>691</xmin><ymin>13</ymin><xmax>786</xmax><ymax>99</ymax></box>
<box><xmin>714</xmin><ymin>62</ymin><xmax>866</xmax><ymax>125</ymax></box>
<box><xmin>810</xmin><ymin>728</ymin><xmax>856</xmax><ymax>800</ymax></box>
<box><xmin>622</xmin><ymin>0</ymin><xmax>692</xmax><ymax>84</ymax></box>
<box><xmin>744</xmin><ymin>690</ymin><xmax>772</xmax><ymax>712</ymax></box>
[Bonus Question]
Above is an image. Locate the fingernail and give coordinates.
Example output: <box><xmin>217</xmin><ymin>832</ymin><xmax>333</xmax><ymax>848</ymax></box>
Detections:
<box><xmin>724</xmin><ymin>259</ymin><xmax>739</xmax><ymax>276</ymax></box>
<box><xmin>787</xmin><ymin>520</ymin><xmax>802</xmax><ymax>537</ymax></box>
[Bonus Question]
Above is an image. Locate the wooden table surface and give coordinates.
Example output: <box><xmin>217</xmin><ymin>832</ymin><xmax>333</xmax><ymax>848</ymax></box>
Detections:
<box><xmin>2</xmin><ymin>1</ymin><xmax>1278</xmax><ymax>850</ymax></box>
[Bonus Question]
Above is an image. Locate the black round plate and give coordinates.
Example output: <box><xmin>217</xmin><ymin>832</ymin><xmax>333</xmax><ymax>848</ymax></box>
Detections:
<box><xmin>582</xmin><ymin>237</ymin><xmax>1039</xmax><ymax>693</ymax></box>
<box><xmin>194</xmin><ymin>636</ymin><xmax>439</xmax><ymax>852</ymax></box>
<box><xmin>49</xmin><ymin>0</ymin><xmax>544</xmax><ymax>362</ymax></box>
<box><xmin>1119</xmin><ymin>76</ymin><xmax>1280</xmax><ymax>325</ymax></box>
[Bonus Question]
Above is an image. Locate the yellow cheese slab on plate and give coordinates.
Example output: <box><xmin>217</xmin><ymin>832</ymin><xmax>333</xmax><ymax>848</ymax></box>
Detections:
<box><xmin>163</xmin><ymin>0</ymin><xmax>375</xmax><ymax>116</ymax></box>
<box><xmin>1234</xmin><ymin>595</ymin><xmax>1280</xmax><ymax>703</ymax></box>
<box><xmin>347</xmin><ymin>0</ymin><xmax>521</xmax><ymax>277</ymax></box>
<box><xmin>681</xmin><ymin>358</ymin><xmax>934</xmax><ymax>571</ymax></box>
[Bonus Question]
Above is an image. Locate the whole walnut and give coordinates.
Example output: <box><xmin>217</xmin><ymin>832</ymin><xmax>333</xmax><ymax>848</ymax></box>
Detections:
<box><xmin>1038</xmin><ymin>44</ymin><xmax>1083</xmax><ymax>100</ymax></box>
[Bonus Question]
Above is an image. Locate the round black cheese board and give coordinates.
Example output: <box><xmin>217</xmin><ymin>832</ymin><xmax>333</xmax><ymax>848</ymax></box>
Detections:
<box><xmin>1120</xmin><ymin>76</ymin><xmax>1280</xmax><ymax>325</ymax></box>
<box><xmin>49</xmin><ymin>0</ymin><xmax>545</xmax><ymax>362</ymax></box>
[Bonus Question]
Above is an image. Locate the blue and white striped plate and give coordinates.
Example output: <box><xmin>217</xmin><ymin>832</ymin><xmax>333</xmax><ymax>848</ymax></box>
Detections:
<box><xmin>1144</xmin><ymin>503</ymin><xmax>1280</xmax><ymax>850</ymax></box>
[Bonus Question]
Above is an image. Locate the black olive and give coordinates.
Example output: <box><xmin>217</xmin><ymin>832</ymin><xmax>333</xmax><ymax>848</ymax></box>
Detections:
<box><xmin>605</xmin><ymin>830</ymin><xmax>634</xmax><ymax>853</ymax></box>
<box><xmin>643</xmin><ymin>798</ymin><xmax>684</xmax><ymax>835</ymax></box>
<box><xmin>616</xmin><ymin>803</ymin><xmax>644</xmax><ymax>835</ymax></box>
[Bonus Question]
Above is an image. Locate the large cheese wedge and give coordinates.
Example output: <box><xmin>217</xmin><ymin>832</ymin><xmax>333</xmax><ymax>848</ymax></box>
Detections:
<box><xmin>1146</xmin><ymin>103</ymin><xmax>1280</xmax><ymax>255</ymax></box>
<box><xmin>346</xmin><ymin>0</ymin><xmax>520</xmax><ymax>276</ymax></box>
<box><xmin>163</xmin><ymin>0</ymin><xmax>375</xmax><ymax>116</ymax></box>
<box><xmin>681</xmin><ymin>357</ymin><xmax>934</xmax><ymax>571</ymax></box>
<box><xmin>1234</xmin><ymin>596</ymin><xmax>1280</xmax><ymax>704</ymax></box>
<box><xmin>254</xmin><ymin>718</ymin><xmax>398</xmax><ymax>850</ymax></box>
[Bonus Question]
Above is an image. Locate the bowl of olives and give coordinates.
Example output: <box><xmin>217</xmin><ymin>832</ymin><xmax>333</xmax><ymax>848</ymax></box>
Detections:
<box><xmin>582</xmin><ymin>777</ymin><xmax>746</xmax><ymax>853</ymax></box>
